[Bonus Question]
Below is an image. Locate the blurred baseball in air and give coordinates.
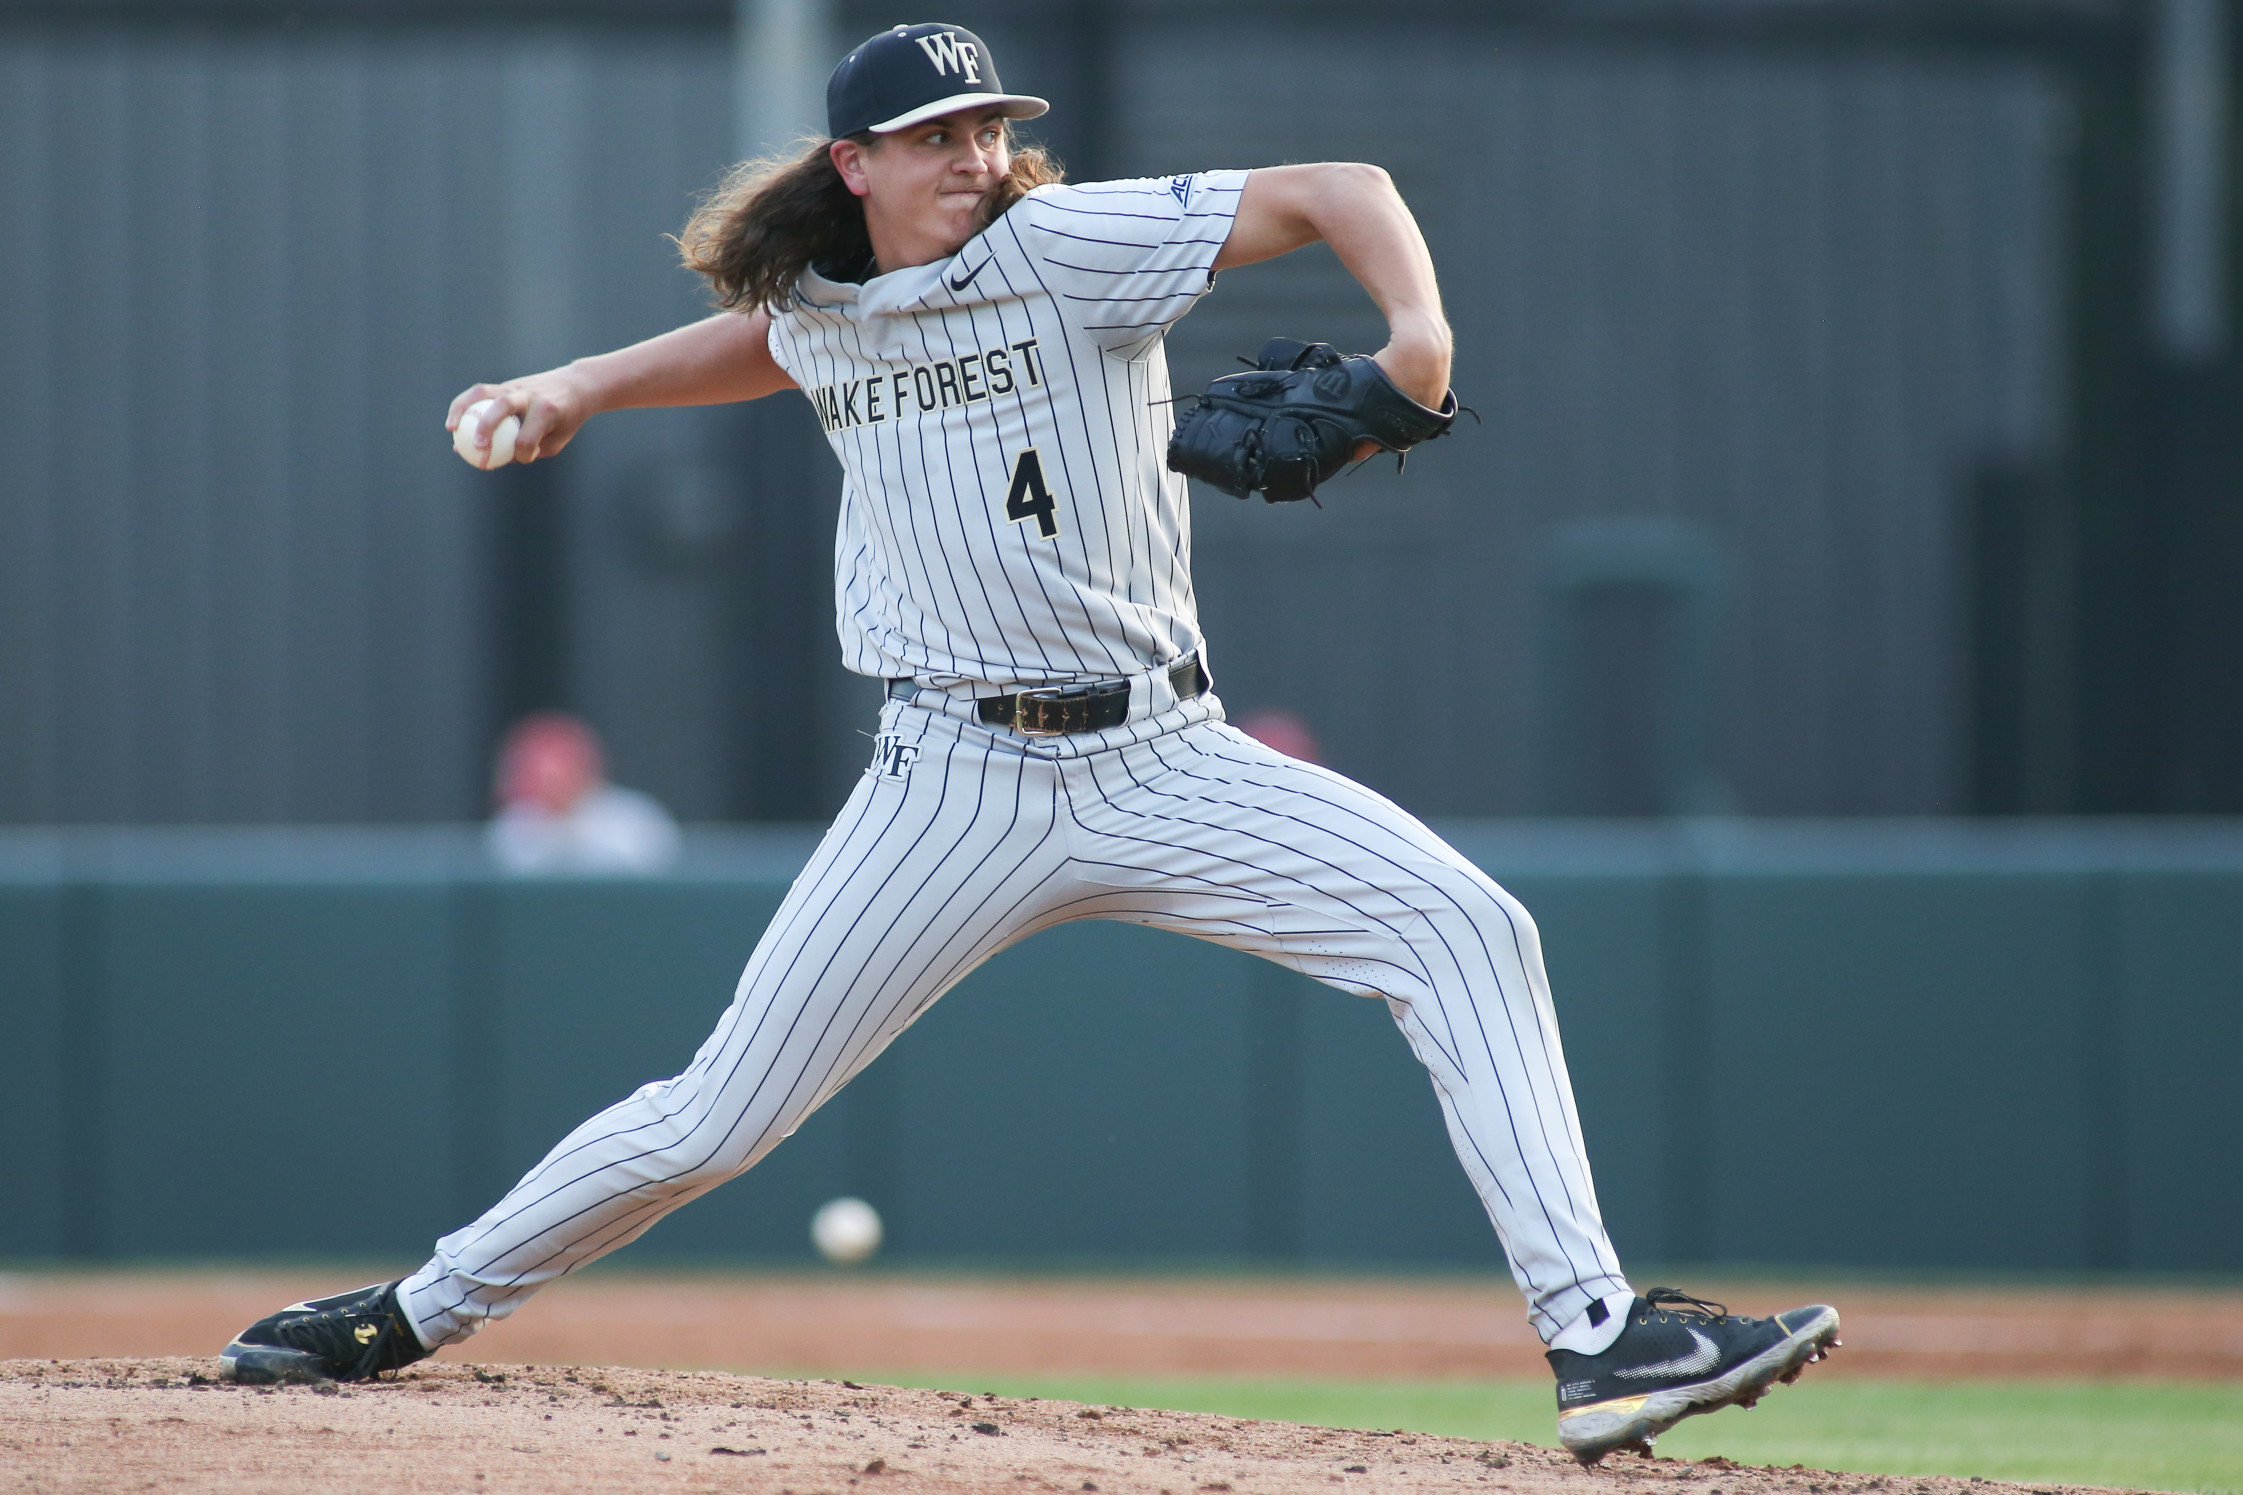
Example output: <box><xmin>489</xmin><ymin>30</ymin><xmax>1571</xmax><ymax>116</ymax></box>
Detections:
<box><xmin>811</xmin><ymin>1197</ymin><xmax>883</xmax><ymax>1264</ymax></box>
<box><xmin>452</xmin><ymin>397</ymin><xmax>521</xmax><ymax>469</ymax></box>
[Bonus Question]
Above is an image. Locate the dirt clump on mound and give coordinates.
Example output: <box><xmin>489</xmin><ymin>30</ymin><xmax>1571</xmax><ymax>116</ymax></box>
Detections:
<box><xmin>0</xmin><ymin>1357</ymin><xmax>2104</xmax><ymax>1495</ymax></box>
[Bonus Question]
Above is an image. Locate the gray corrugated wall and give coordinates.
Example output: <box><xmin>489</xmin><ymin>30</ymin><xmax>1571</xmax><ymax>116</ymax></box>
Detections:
<box><xmin>0</xmin><ymin>18</ymin><xmax>2063</xmax><ymax>823</ymax></box>
<box><xmin>1140</xmin><ymin>34</ymin><xmax>2064</xmax><ymax>817</ymax></box>
<box><xmin>0</xmin><ymin>25</ymin><xmax>764</xmax><ymax>824</ymax></box>
<box><xmin>1</xmin><ymin>29</ymin><xmax>491</xmax><ymax>822</ymax></box>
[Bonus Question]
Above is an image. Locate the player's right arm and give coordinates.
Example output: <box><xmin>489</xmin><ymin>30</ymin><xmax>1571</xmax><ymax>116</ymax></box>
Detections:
<box><xmin>447</xmin><ymin>309</ymin><xmax>797</xmax><ymax>463</ymax></box>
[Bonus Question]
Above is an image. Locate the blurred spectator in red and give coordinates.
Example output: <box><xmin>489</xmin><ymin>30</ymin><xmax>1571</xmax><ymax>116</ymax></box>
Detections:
<box><xmin>486</xmin><ymin>712</ymin><xmax>680</xmax><ymax>875</ymax></box>
<box><xmin>1233</xmin><ymin>708</ymin><xmax>1322</xmax><ymax>764</ymax></box>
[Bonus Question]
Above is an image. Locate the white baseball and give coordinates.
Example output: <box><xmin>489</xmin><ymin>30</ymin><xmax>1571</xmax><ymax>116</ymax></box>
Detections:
<box><xmin>452</xmin><ymin>398</ymin><xmax>522</xmax><ymax>470</ymax></box>
<box><xmin>810</xmin><ymin>1196</ymin><xmax>883</xmax><ymax>1264</ymax></box>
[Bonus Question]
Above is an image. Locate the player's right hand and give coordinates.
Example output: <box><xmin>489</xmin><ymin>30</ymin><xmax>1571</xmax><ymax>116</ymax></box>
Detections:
<box><xmin>444</xmin><ymin>372</ymin><xmax>591</xmax><ymax>465</ymax></box>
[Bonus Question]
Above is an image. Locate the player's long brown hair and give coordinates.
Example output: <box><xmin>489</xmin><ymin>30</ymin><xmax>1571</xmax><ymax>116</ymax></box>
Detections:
<box><xmin>678</xmin><ymin>129</ymin><xmax>1063</xmax><ymax>314</ymax></box>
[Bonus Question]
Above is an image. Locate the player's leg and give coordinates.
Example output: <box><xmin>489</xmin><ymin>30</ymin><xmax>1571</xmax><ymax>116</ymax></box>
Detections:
<box><xmin>1057</xmin><ymin>722</ymin><xmax>1836</xmax><ymax>1459</ymax></box>
<box><xmin>222</xmin><ymin>704</ymin><xmax>1069</xmax><ymax>1381</ymax></box>
<box><xmin>1060</xmin><ymin>722</ymin><xmax>1625</xmax><ymax>1333</ymax></box>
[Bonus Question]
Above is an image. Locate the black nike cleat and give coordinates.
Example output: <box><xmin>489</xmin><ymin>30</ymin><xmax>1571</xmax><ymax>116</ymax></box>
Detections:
<box><xmin>1548</xmin><ymin>1287</ymin><xmax>1840</xmax><ymax>1463</ymax></box>
<box><xmin>219</xmin><ymin>1281</ymin><xmax>432</xmax><ymax>1385</ymax></box>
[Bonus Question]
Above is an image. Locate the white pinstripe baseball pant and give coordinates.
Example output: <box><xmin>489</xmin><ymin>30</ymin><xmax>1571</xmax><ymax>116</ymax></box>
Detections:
<box><xmin>399</xmin><ymin>688</ymin><xmax>1630</xmax><ymax>1347</ymax></box>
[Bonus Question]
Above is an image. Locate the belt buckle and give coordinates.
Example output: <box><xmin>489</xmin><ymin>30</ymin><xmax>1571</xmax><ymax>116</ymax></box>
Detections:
<box><xmin>1011</xmin><ymin>686</ymin><xmax>1076</xmax><ymax>738</ymax></box>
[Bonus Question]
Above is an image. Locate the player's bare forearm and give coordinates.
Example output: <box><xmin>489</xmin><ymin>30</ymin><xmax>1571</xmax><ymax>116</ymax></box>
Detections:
<box><xmin>1216</xmin><ymin>163</ymin><xmax>1452</xmax><ymax>408</ymax></box>
<box><xmin>446</xmin><ymin>310</ymin><xmax>796</xmax><ymax>462</ymax></box>
<box><xmin>569</xmin><ymin>311</ymin><xmax>797</xmax><ymax>412</ymax></box>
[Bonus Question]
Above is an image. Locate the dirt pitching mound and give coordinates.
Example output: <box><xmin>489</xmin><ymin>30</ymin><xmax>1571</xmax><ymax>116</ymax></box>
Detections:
<box><xmin>1</xmin><ymin>1357</ymin><xmax>2112</xmax><ymax>1495</ymax></box>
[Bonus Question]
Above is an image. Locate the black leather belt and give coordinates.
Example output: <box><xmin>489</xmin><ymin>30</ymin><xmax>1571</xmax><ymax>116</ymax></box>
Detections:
<box><xmin>969</xmin><ymin>656</ymin><xmax>1206</xmax><ymax>737</ymax></box>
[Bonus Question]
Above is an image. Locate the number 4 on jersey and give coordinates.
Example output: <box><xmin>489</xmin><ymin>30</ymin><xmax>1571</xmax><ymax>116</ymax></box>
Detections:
<box><xmin>1005</xmin><ymin>448</ymin><xmax>1061</xmax><ymax>539</ymax></box>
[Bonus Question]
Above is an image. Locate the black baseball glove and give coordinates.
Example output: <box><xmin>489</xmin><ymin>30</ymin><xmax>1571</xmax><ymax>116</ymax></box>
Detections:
<box><xmin>1166</xmin><ymin>338</ymin><xmax>1460</xmax><ymax>503</ymax></box>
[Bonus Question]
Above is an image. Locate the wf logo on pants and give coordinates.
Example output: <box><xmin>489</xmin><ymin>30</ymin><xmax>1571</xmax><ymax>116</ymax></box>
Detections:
<box><xmin>872</xmin><ymin>733</ymin><xmax>921</xmax><ymax>782</ymax></box>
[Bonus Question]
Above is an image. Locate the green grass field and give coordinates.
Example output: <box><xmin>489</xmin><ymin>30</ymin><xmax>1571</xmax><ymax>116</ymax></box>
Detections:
<box><xmin>870</xmin><ymin>1373</ymin><xmax>2243</xmax><ymax>1495</ymax></box>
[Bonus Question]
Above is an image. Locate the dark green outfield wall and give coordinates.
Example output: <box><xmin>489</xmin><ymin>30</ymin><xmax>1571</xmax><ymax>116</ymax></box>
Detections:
<box><xmin>3</xmin><ymin>822</ymin><xmax>2239</xmax><ymax>1274</ymax></box>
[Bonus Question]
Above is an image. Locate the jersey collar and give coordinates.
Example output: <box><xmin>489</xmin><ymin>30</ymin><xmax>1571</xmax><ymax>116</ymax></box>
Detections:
<box><xmin>794</xmin><ymin>264</ymin><xmax>863</xmax><ymax>309</ymax></box>
<box><xmin>795</xmin><ymin>227</ymin><xmax>996</xmax><ymax>317</ymax></box>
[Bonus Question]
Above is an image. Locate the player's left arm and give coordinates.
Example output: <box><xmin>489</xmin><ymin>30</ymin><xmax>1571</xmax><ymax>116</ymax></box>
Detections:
<box><xmin>1213</xmin><ymin>163</ymin><xmax>1452</xmax><ymax>409</ymax></box>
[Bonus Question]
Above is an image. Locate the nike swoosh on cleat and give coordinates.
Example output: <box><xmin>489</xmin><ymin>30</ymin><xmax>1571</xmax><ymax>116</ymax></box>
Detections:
<box><xmin>1613</xmin><ymin>1326</ymin><xmax>1721</xmax><ymax>1380</ymax></box>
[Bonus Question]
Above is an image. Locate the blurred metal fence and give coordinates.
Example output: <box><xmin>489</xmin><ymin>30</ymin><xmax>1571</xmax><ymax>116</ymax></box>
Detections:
<box><xmin>0</xmin><ymin>5</ymin><xmax>2079</xmax><ymax>823</ymax></box>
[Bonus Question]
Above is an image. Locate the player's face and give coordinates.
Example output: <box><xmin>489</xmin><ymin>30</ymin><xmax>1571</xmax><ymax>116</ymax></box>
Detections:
<box><xmin>836</xmin><ymin>107</ymin><xmax>1012</xmax><ymax>272</ymax></box>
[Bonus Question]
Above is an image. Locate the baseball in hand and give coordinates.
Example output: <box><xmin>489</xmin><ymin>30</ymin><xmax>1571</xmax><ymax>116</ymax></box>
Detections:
<box><xmin>452</xmin><ymin>398</ymin><xmax>522</xmax><ymax>470</ymax></box>
<box><xmin>810</xmin><ymin>1196</ymin><xmax>883</xmax><ymax>1264</ymax></box>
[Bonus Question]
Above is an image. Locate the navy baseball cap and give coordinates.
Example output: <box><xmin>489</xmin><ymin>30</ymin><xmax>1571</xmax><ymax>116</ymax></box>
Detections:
<box><xmin>826</xmin><ymin>22</ymin><xmax>1049</xmax><ymax>139</ymax></box>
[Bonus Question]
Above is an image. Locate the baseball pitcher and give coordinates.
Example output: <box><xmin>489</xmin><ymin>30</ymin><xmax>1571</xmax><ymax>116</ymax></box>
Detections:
<box><xmin>219</xmin><ymin>22</ymin><xmax>1837</xmax><ymax>1462</ymax></box>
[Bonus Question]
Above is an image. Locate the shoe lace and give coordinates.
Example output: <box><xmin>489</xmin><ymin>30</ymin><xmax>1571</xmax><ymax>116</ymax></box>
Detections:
<box><xmin>1641</xmin><ymin>1286</ymin><xmax>1740</xmax><ymax>1325</ymax></box>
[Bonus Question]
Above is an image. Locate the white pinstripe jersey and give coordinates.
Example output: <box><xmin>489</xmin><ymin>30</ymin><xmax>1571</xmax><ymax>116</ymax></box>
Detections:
<box><xmin>766</xmin><ymin>170</ymin><xmax>1250</xmax><ymax>689</ymax></box>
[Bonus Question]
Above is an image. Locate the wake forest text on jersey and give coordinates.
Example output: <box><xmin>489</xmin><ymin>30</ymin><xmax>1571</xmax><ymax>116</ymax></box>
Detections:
<box><xmin>803</xmin><ymin>337</ymin><xmax>1047</xmax><ymax>435</ymax></box>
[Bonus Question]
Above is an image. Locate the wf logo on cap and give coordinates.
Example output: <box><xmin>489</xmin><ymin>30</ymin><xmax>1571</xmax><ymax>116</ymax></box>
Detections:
<box><xmin>914</xmin><ymin>31</ymin><xmax>981</xmax><ymax>83</ymax></box>
<box><xmin>825</xmin><ymin>21</ymin><xmax>1048</xmax><ymax>139</ymax></box>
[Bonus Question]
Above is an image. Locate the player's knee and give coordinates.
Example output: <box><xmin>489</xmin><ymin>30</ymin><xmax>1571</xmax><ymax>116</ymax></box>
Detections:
<box><xmin>613</xmin><ymin>1080</ymin><xmax>786</xmax><ymax>1187</ymax></box>
<box><xmin>670</xmin><ymin>1150</ymin><xmax>752</xmax><ymax>1191</ymax></box>
<box><xmin>1425</xmin><ymin>874</ymin><xmax>1540</xmax><ymax>948</ymax></box>
<box><xmin>1486</xmin><ymin>881</ymin><xmax>1538</xmax><ymax>941</ymax></box>
<box><xmin>648</xmin><ymin>1132</ymin><xmax>769</xmax><ymax>1195</ymax></box>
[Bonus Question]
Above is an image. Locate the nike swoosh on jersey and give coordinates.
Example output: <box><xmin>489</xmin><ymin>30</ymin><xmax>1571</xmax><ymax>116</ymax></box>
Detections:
<box><xmin>1612</xmin><ymin>1326</ymin><xmax>1721</xmax><ymax>1380</ymax></box>
<box><xmin>946</xmin><ymin>255</ymin><xmax>989</xmax><ymax>293</ymax></box>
